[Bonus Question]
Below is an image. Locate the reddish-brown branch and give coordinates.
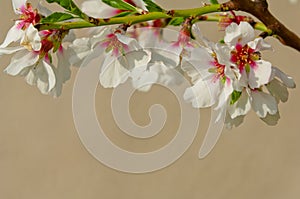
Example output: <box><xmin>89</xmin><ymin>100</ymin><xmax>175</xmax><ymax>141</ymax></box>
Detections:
<box><xmin>223</xmin><ymin>0</ymin><xmax>300</xmax><ymax>52</ymax></box>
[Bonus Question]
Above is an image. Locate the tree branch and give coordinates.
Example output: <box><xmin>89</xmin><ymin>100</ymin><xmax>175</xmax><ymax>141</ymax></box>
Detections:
<box><xmin>224</xmin><ymin>0</ymin><xmax>300</xmax><ymax>52</ymax></box>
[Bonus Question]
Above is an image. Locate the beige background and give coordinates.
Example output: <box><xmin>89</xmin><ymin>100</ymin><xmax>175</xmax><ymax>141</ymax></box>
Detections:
<box><xmin>1</xmin><ymin>0</ymin><xmax>300</xmax><ymax>198</ymax></box>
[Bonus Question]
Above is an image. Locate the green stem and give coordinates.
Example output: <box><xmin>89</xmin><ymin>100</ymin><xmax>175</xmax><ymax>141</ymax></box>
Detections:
<box><xmin>195</xmin><ymin>15</ymin><xmax>272</xmax><ymax>34</ymax></box>
<box><xmin>37</xmin><ymin>4</ymin><xmax>223</xmax><ymax>30</ymax></box>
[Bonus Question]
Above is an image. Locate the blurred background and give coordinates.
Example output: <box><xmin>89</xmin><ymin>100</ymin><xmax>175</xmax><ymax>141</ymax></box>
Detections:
<box><xmin>0</xmin><ymin>0</ymin><xmax>300</xmax><ymax>198</ymax></box>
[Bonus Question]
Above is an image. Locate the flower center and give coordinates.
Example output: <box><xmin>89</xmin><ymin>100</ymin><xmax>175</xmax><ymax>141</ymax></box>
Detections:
<box><xmin>17</xmin><ymin>3</ymin><xmax>41</xmax><ymax>30</ymax></box>
<box><xmin>209</xmin><ymin>57</ymin><xmax>227</xmax><ymax>84</ymax></box>
<box><xmin>230</xmin><ymin>43</ymin><xmax>260</xmax><ymax>72</ymax></box>
<box><xmin>101</xmin><ymin>33</ymin><xmax>129</xmax><ymax>57</ymax></box>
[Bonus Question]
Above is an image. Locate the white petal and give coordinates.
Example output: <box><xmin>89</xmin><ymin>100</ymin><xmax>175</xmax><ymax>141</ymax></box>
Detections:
<box><xmin>272</xmin><ymin>66</ymin><xmax>296</xmax><ymax>88</ymax></box>
<box><xmin>228</xmin><ymin>90</ymin><xmax>251</xmax><ymax>118</ymax></box>
<box><xmin>99</xmin><ymin>50</ymin><xmax>150</xmax><ymax>88</ymax></box>
<box><xmin>248</xmin><ymin>37</ymin><xmax>272</xmax><ymax>51</ymax></box>
<box><xmin>22</xmin><ymin>24</ymin><xmax>41</xmax><ymax>51</ymax></box>
<box><xmin>100</xmin><ymin>61</ymin><xmax>130</xmax><ymax>88</ymax></box>
<box><xmin>237</xmin><ymin>22</ymin><xmax>255</xmax><ymax>45</ymax></box>
<box><xmin>150</xmin><ymin>62</ymin><xmax>183</xmax><ymax>86</ymax></box>
<box><xmin>182</xmin><ymin>47</ymin><xmax>214</xmax><ymax>79</ymax></box>
<box><xmin>214</xmin><ymin>43</ymin><xmax>232</xmax><ymax>66</ymax></box>
<box><xmin>224</xmin><ymin>22</ymin><xmax>240</xmax><ymax>46</ymax></box>
<box><xmin>236</xmin><ymin>69</ymin><xmax>248</xmax><ymax>89</ymax></box>
<box><xmin>150</xmin><ymin>47</ymin><xmax>181</xmax><ymax>69</ymax></box>
<box><xmin>37</xmin><ymin>0</ymin><xmax>52</xmax><ymax>16</ymax></box>
<box><xmin>51</xmin><ymin>50</ymin><xmax>71</xmax><ymax>97</ymax></box>
<box><xmin>116</xmin><ymin>33</ymin><xmax>140</xmax><ymax>50</ymax></box>
<box><xmin>184</xmin><ymin>78</ymin><xmax>220</xmax><ymax>108</ymax></box>
<box><xmin>248</xmin><ymin>60</ymin><xmax>272</xmax><ymax>89</ymax></box>
<box><xmin>42</xmin><ymin>61</ymin><xmax>56</xmax><ymax>92</ymax></box>
<box><xmin>251</xmin><ymin>90</ymin><xmax>278</xmax><ymax>118</ymax></box>
<box><xmin>224</xmin><ymin>22</ymin><xmax>254</xmax><ymax>46</ymax></box>
<box><xmin>69</xmin><ymin>37</ymin><xmax>92</xmax><ymax>64</ymax></box>
<box><xmin>132</xmin><ymin>0</ymin><xmax>147</xmax><ymax>10</ymax></box>
<box><xmin>0</xmin><ymin>46</ymin><xmax>24</xmax><ymax>55</ymax></box>
<box><xmin>4</xmin><ymin>51</ymin><xmax>39</xmax><ymax>75</ymax></box>
<box><xmin>13</xmin><ymin>0</ymin><xmax>27</xmax><ymax>14</ymax></box>
<box><xmin>81</xmin><ymin>0</ymin><xmax>116</xmax><ymax>18</ymax></box>
<box><xmin>0</xmin><ymin>23</ymin><xmax>24</xmax><ymax>48</ymax></box>
<box><xmin>192</xmin><ymin>24</ymin><xmax>215</xmax><ymax>49</ymax></box>
<box><xmin>131</xmin><ymin>67</ymin><xmax>159</xmax><ymax>92</ymax></box>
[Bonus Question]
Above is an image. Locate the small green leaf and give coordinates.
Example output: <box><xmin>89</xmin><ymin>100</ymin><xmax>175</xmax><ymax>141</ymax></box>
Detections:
<box><xmin>46</xmin><ymin>0</ymin><xmax>84</xmax><ymax>17</ymax></box>
<box><xmin>142</xmin><ymin>0</ymin><xmax>163</xmax><ymax>12</ymax></box>
<box><xmin>102</xmin><ymin>0</ymin><xmax>138</xmax><ymax>11</ymax></box>
<box><xmin>230</xmin><ymin>90</ymin><xmax>242</xmax><ymax>105</ymax></box>
<box><xmin>168</xmin><ymin>17</ymin><xmax>185</xmax><ymax>26</ymax></box>
<box><xmin>41</xmin><ymin>12</ymin><xmax>75</xmax><ymax>23</ymax></box>
<box><xmin>209</xmin><ymin>0</ymin><xmax>219</xmax><ymax>4</ymax></box>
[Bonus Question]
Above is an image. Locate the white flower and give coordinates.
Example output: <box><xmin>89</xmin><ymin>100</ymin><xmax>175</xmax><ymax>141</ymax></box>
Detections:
<box><xmin>0</xmin><ymin>0</ymin><xmax>41</xmax><ymax>49</ymax></box>
<box><xmin>182</xmin><ymin>44</ymin><xmax>235</xmax><ymax>110</ymax></box>
<box><xmin>20</xmin><ymin>60</ymin><xmax>56</xmax><ymax>94</ymax></box>
<box><xmin>130</xmin><ymin>28</ymin><xmax>184</xmax><ymax>91</ymax></box>
<box><xmin>70</xmin><ymin>27</ymin><xmax>151</xmax><ymax>89</ymax></box>
<box><xmin>225</xmin><ymin>22</ymin><xmax>273</xmax><ymax>90</ymax></box>
<box><xmin>1</xmin><ymin>24</ymin><xmax>55</xmax><ymax>94</ymax></box>
<box><xmin>1</xmin><ymin>21</ymin><xmax>74</xmax><ymax>95</ymax></box>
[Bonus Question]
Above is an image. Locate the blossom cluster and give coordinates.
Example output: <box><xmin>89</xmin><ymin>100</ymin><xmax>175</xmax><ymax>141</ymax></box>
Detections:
<box><xmin>0</xmin><ymin>0</ymin><xmax>296</xmax><ymax>128</ymax></box>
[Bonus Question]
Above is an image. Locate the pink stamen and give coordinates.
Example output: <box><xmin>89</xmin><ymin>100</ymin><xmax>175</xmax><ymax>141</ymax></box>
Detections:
<box><xmin>100</xmin><ymin>32</ymin><xmax>131</xmax><ymax>57</ymax></box>
<box><xmin>230</xmin><ymin>43</ymin><xmax>258</xmax><ymax>72</ymax></box>
<box><xmin>17</xmin><ymin>3</ymin><xmax>41</xmax><ymax>30</ymax></box>
<box><xmin>210</xmin><ymin>60</ymin><xmax>226</xmax><ymax>84</ymax></box>
<box><xmin>219</xmin><ymin>12</ymin><xmax>247</xmax><ymax>30</ymax></box>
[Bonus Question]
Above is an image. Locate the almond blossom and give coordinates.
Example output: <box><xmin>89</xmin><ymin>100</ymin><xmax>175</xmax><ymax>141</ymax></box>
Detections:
<box><xmin>69</xmin><ymin>26</ymin><xmax>151</xmax><ymax>89</ymax></box>
<box><xmin>182</xmin><ymin>22</ymin><xmax>296</xmax><ymax>158</ymax></box>
<box><xmin>129</xmin><ymin>28</ymin><xmax>185</xmax><ymax>92</ymax></box>
<box><xmin>0</xmin><ymin>0</ymin><xmax>41</xmax><ymax>49</ymax></box>
<box><xmin>0</xmin><ymin>21</ymin><xmax>73</xmax><ymax>95</ymax></box>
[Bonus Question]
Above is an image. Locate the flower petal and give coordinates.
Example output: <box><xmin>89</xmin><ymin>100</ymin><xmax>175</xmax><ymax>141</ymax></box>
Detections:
<box><xmin>0</xmin><ymin>23</ymin><xmax>24</xmax><ymax>48</ymax></box>
<box><xmin>272</xmin><ymin>66</ymin><xmax>296</xmax><ymax>88</ymax></box>
<box><xmin>12</xmin><ymin>0</ymin><xmax>27</xmax><ymax>14</ymax></box>
<box><xmin>224</xmin><ymin>22</ymin><xmax>254</xmax><ymax>46</ymax></box>
<box><xmin>100</xmin><ymin>56</ymin><xmax>130</xmax><ymax>88</ymax></box>
<box><xmin>183</xmin><ymin>77</ymin><xmax>220</xmax><ymax>108</ymax></box>
<box><xmin>4</xmin><ymin>50</ymin><xmax>38</xmax><ymax>75</ymax></box>
<box><xmin>251</xmin><ymin>90</ymin><xmax>278</xmax><ymax>118</ymax></box>
<box><xmin>249</xmin><ymin>60</ymin><xmax>272</xmax><ymax>89</ymax></box>
<box><xmin>42</xmin><ymin>61</ymin><xmax>56</xmax><ymax>92</ymax></box>
<box><xmin>131</xmin><ymin>65</ymin><xmax>159</xmax><ymax>92</ymax></box>
<box><xmin>81</xmin><ymin>0</ymin><xmax>116</xmax><ymax>18</ymax></box>
<box><xmin>0</xmin><ymin>46</ymin><xmax>24</xmax><ymax>55</ymax></box>
<box><xmin>51</xmin><ymin>49</ymin><xmax>71</xmax><ymax>97</ymax></box>
<box><xmin>22</xmin><ymin>24</ymin><xmax>41</xmax><ymax>51</ymax></box>
<box><xmin>228</xmin><ymin>89</ymin><xmax>251</xmax><ymax>118</ymax></box>
<box><xmin>100</xmin><ymin>50</ymin><xmax>150</xmax><ymax>88</ymax></box>
<box><xmin>248</xmin><ymin>37</ymin><xmax>272</xmax><ymax>51</ymax></box>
